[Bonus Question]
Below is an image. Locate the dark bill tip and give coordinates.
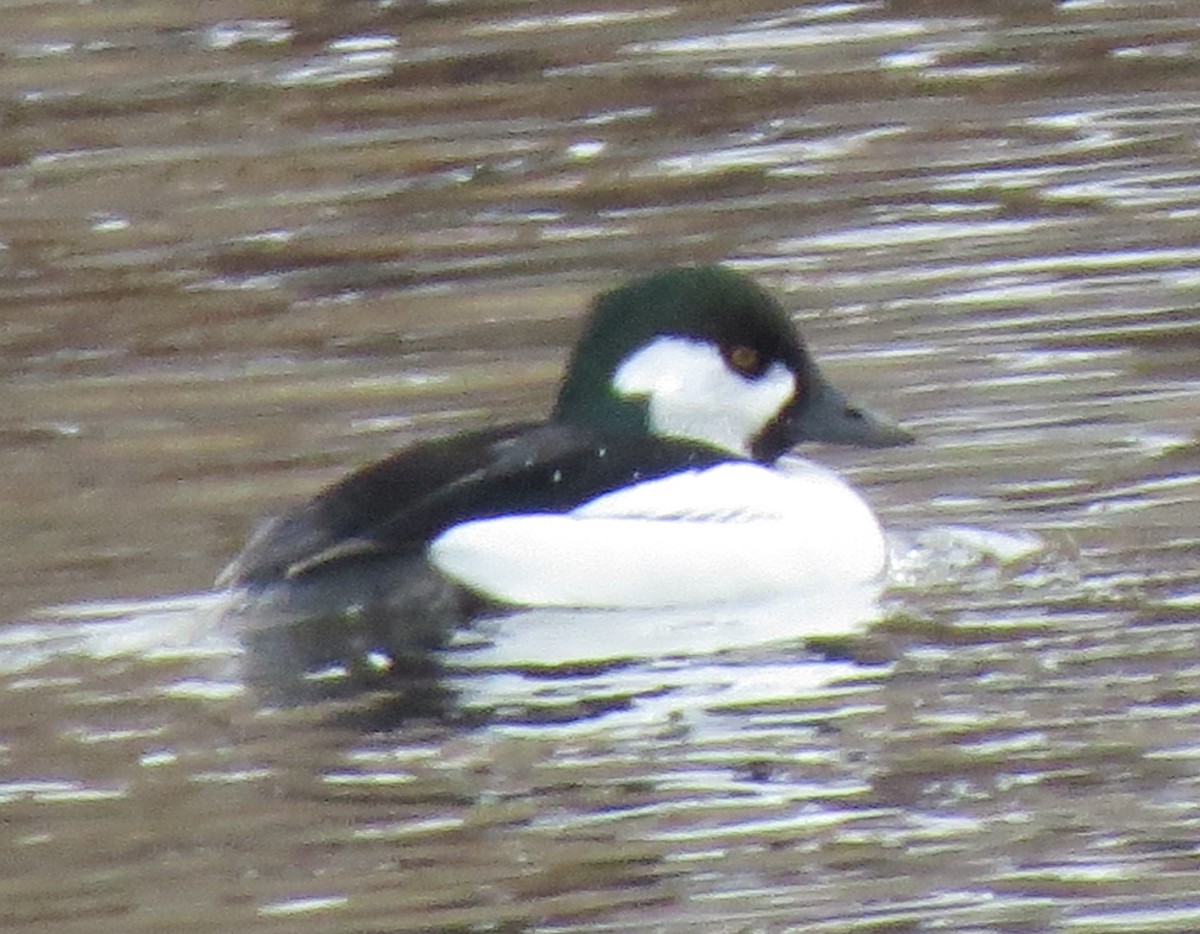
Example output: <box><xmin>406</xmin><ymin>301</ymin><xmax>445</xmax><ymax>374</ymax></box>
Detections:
<box><xmin>788</xmin><ymin>382</ymin><xmax>914</xmax><ymax>449</ymax></box>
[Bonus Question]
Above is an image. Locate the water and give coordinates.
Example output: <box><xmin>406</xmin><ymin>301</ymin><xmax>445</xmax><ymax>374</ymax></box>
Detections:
<box><xmin>3</xmin><ymin>1</ymin><xmax>1200</xmax><ymax>931</ymax></box>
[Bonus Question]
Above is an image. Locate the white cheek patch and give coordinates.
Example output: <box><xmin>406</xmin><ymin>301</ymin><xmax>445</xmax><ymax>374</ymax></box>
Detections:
<box><xmin>612</xmin><ymin>337</ymin><xmax>796</xmax><ymax>455</ymax></box>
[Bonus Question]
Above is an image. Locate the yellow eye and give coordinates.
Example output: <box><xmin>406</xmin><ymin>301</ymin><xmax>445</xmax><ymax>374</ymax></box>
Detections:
<box><xmin>727</xmin><ymin>345</ymin><xmax>761</xmax><ymax>377</ymax></box>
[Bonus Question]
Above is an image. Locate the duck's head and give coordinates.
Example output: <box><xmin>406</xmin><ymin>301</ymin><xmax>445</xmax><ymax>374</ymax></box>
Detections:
<box><xmin>552</xmin><ymin>266</ymin><xmax>912</xmax><ymax>462</ymax></box>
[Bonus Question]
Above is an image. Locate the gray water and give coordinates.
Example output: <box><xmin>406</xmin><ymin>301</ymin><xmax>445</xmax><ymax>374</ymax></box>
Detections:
<box><xmin>3</xmin><ymin>2</ymin><xmax>1200</xmax><ymax>931</ymax></box>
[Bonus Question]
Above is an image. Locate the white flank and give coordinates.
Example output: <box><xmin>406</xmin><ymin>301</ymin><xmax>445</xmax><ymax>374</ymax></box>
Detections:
<box><xmin>428</xmin><ymin>459</ymin><xmax>887</xmax><ymax>608</ymax></box>
<box><xmin>611</xmin><ymin>337</ymin><xmax>795</xmax><ymax>455</ymax></box>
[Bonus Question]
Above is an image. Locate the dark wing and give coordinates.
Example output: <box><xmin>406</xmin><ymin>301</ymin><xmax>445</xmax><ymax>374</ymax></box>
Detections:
<box><xmin>219</xmin><ymin>422</ymin><xmax>735</xmax><ymax>588</ymax></box>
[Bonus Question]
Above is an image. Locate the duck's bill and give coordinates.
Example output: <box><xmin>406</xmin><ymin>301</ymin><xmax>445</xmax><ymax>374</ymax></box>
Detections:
<box><xmin>785</xmin><ymin>382</ymin><xmax>914</xmax><ymax>449</ymax></box>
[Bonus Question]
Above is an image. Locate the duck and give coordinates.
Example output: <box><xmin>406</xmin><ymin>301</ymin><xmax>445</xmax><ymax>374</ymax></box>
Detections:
<box><xmin>217</xmin><ymin>266</ymin><xmax>911</xmax><ymax>679</ymax></box>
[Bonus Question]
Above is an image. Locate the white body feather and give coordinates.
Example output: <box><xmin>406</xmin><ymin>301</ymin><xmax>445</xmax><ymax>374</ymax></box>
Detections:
<box><xmin>428</xmin><ymin>457</ymin><xmax>887</xmax><ymax>608</ymax></box>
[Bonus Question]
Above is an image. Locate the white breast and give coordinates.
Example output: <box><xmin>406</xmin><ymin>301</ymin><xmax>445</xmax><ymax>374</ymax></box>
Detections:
<box><xmin>428</xmin><ymin>459</ymin><xmax>887</xmax><ymax>608</ymax></box>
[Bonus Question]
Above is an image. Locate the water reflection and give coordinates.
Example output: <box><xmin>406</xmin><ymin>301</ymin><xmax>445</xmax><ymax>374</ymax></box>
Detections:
<box><xmin>4</xmin><ymin>515</ymin><xmax>1051</xmax><ymax>735</ymax></box>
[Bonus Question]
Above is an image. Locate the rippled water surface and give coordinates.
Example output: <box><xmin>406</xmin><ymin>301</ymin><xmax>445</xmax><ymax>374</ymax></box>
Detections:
<box><xmin>4</xmin><ymin>1</ymin><xmax>1200</xmax><ymax>931</ymax></box>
